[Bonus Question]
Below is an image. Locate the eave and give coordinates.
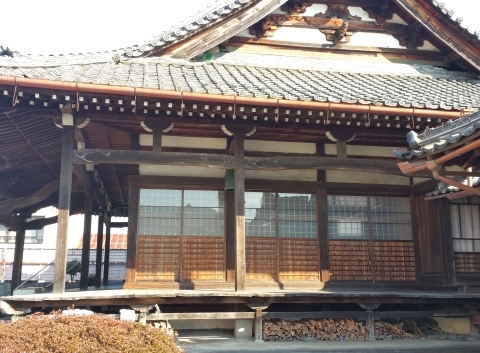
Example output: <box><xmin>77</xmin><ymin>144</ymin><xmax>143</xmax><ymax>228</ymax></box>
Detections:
<box><xmin>394</xmin><ymin>0</ymin><xmax>480</xmax><ymax>74</ymax></box>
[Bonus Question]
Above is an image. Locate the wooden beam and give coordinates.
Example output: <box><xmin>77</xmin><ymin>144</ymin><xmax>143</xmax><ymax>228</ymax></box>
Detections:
<box><xmin>146</xmin><ymin>312</ymin><xmax>255</xmax><ymax>321</ymax></box>
<box><xmin>80</xmin><ymin>193</ymin><xmax>92</xmax><ymax>290</ymax></box>
<box><xmin>0</xmin><ymin>214</ymin><xmax>20</xmax><ymax>230</ymax></box>
<box><xmin>72</xmin><ymin>149</ymin><xmax>411</xmax><ymax>177</ymax></box>
<box><xmin>10</xmin><ymin>224</ymin><xmax>25</xmax><ymax>293</ymax></box>
<box><xmin>253</xmin><ymin>15</ymin><xmax>410</xmax><ymax>37</ymax></box>
<box><xmin>110</xmin><ymin>222</ymin><xmax>128</xmax><ymax>228</ymax></box>
<box><xmin>0</xmin><ymin>180</ymin><xmax>60</xmax><ymax>214</ymax></box>
<box><xmin>24</xmin><ymin>215</ymin><xmax>58</xmax><ymax>230</ymax></box>
<box><xmin>53</xmin><ymin>125</ymin><xmax>75</xmax><ymax>295</ymax></box>
<box><xmin>234</xmin><ymin>132</ymin><xmax>246</xmax><ymax>292</ymax></box>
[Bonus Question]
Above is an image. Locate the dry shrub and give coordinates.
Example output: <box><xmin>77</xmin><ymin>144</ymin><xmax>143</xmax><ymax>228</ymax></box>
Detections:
<box><xmin>0</xmin><ymin>312</ymin><xmax>183</xmax><ymax>353</ymax></box>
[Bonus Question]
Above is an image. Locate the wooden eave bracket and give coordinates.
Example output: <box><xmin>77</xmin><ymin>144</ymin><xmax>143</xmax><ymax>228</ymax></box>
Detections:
<box><xmin>0</xmin><ymin>180</ymin><xmax>60</xmax><ymax>214</ymax></box>
<box><xmin>361</xmin><ymin>0</ymin><xmax>394</xmax><ymax>23</ymax></box>
<box><xmin>280</xmin><ymin>1</ymin><xmax>312</xmax><ymax>15</ymax></box>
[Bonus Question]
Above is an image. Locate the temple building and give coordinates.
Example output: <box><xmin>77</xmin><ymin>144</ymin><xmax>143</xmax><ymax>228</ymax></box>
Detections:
<box><xmin>0</xmin><ymin>0</ymin><xmax>479</xmax><ymax>339</ymax></box>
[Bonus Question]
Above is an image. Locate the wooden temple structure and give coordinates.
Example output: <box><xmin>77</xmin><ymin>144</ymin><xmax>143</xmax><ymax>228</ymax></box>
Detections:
<box><xmin>0</xmin><ymin>0</ymin><xmax>480</xmax><ymax>336</ymax></box>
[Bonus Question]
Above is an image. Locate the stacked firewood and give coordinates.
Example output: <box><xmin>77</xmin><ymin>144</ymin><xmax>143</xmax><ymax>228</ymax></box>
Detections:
<box><xmin>374</xmin><ymin>321</ymin><xmax>415</xmax><ymax>340</ymax></box>
<box><xmin>263</xmin><ymin>318</ymin><xmax>369</xmax><ymax>342</ymax></box>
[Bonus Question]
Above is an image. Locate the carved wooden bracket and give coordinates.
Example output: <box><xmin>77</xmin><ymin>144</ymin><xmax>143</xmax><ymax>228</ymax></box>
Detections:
<box><xmin>392</xmin><ymin>22</ymin><xmax>426</xmax><ymax>49</ymax></box>
<box><xmin>361</xmin><ymin>0</ymin><xmax>394</xmax><ymax>23</ymax></box>
<box><xmin>314</xmin><ymin>4</ymin><xmax>361</xmax><ymax>20</ymax></box>
<box><xmin>250</xmin><ymin>14</ymin><xmax>286</xmax><ymax>38</ymax></box>
<box><xmin>280</xmin><ymin>1</ymin><xmax>312</xmax><ymax>15</ymax></box>
<box><xmin>321</xmin><ymin>21</ymin><xmax>352</xmax><ymax>45</ymax></box>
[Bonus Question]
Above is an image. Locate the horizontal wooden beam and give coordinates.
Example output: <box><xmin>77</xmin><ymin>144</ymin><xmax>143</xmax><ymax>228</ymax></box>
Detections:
<box><xmin>73</xmin><ymin>149</ymin><xmax>412</xmax><ymax>177</ymax></box>
<box><xmin>24</xmin><ymin>215</ymin><xmax>58</xmax><ymax>230</ymax></box>
<box><xmin>146</xmin><ymin>312</ymin><xmax>255</xmax><ymax>321</ymax></box>
<box><xmin>110</xmin><ymin>222</ymin><xmax>128</xmax><ymax>228</ymax></box>
<box><xmin>258</xmin><ymin>15</ymin><xmax>409</xmax><ymax>35</ymax></box>
<box><xmin>0</xmin><ymin>214</ymin><xmax>20</xmax><ymax>230</ymax></box>
<box><xmin>0</xmin><ymin>180</ymin><xmax>60</xmax><ymax>214</ymax></box>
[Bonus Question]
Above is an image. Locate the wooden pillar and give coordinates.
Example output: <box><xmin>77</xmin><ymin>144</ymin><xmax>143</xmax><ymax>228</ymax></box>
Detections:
<box><xmin>11</xmin><ymin>224</ymin><xmax>26</xmax><ymax>293</ymax></box>
<box><xmin>234</xmin><ymin>132</ymin><xmax>246</xmax><ymax>291</ymax></box>
<box><xmin>125</xmin><ymin>133</ymin><xmax>140</xmax><ymax>285</ymax></box>
<box><xmin>103</xmin><ymin>211</ymin><xmax>111</xmax><ymax>287</ymax></box>
<box><xmin>80</xmin><ymin>193</ymin><xmax>93</xmax><ymax>290</ymax></box>
<box><xmin>152</xmin><ymin>129</ymin><xmax>162</xmax><ymax>152</ymax></box>
<box><xmin>316</xmin><ymin>143</ymin><xmax>330</xmax><ymax>282</ymax></box>
<box><xmin>225</xmin><ymin>190</ymin><xmax>235</xmax><ymax>282</ymax></box>
<box><xmin>53</xmin><ymin>123</ymin><xmax>75</xmax><ymax>294</ymax></box>
<box><xmin>95</xmin><ymin>209</ymin><xmax>104</xmax><ymax>288</ymax></box>
<box><xmin>336</xmin><ymin>140</ymin><xmax>347</xmax><ymax>158</ymax></box>
<box><xmin>437</xmin><ymin>198</ymin><xmax>455</xmax><ymax>285</ymax></box>
<box><xmin>225</xmin><ymin>137</ymin><xmax>235</xmax><ymax>282</ymax></box>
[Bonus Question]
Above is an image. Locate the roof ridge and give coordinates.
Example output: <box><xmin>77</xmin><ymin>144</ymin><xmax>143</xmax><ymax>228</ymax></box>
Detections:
<box><xmin>0</xmin><ymin>0</ymin><xmax>256</xmax><ymax>59</ymax></box>
<box><xmin>430</xmin><ymin>0</ymin><xmax>480</xmax><ymax>41</ymax></box>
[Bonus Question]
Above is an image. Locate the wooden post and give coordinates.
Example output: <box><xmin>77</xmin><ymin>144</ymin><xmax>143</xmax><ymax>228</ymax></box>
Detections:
<box><xmin>11</xmin><ymin>224</ymin><xmax>25</xmax><ymax>294</ymax></box>
<box><xmin>437</xmin><ymin>198</ymin><xmax>455</xmax><ymax>285</ymax></box>
<box><xmin>95</xmin><ymin>209</ymin><xmax>104</xmax><ymax>288</ymax></box>
<box><xmin>234</xmin><ymin>132</ymin><xmax>246</xmax><ymax>291</ymax></box>
<box><xmin>80</xmin><ymin>193</ymin><xmax>93</xmax><ymax>290</ymax></box>
<box><xmin>225</xmin><ymin>135</ymin><xmax>235</xmax><ymax>282</ymax></box>
<box><xmin>103</xmin><ymin>211</ymin><xmax>111</xmax><ymax>287</ymax></box>
<box><xmin>53</xmin><ymin>124</ymin><xmax>75</xmax><ymax>295</ymax></box>
<box><xmin>336</xmin><ymin>140</ymin><xmax>347</xmax><ymax>158</ymax></box>
<box><xmin>367</xmin><ymin>310</ymin><xmax>375</xmax><ymax>340</ymax></box>
<box><xmin>225</xmin><ymin>190</ymin><xmax>235</xmax><ymax>282</ymax></box>
<box><xmin>316</xmin><ymin>143</ymin><xmax>330</xmax><ymax>282</ymax></box>
<box><xmin>152</xmin><ymin>129</ymin><xmax>162</xmax><ymax>152</ymax></box>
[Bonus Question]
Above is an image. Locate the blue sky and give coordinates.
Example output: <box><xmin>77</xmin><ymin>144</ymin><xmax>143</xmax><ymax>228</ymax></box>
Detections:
<box><xmin>0</xmin><ymin>0</ymin><xmax>477</xmax><ymax>55</ymax></box>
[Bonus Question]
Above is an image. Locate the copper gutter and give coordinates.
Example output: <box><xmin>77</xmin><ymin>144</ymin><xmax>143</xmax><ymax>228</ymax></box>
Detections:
<box><xmin>0</xmin><ymin>76</ymin><xmax>463</xmax><ymax>119</ymax></box>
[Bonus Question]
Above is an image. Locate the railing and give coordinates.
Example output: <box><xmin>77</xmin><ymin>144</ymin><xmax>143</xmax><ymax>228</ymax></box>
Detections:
<box><xmin>14</xmin><ymin>260</ymin><xmax>55</xmax><ymax>290</ymax></box>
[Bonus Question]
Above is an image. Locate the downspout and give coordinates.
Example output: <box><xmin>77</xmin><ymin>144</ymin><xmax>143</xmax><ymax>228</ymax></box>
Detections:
<box><xmin>0</xmin><ymin>76</ymin><xmax>464</xmax><ymax>120</ymax></box>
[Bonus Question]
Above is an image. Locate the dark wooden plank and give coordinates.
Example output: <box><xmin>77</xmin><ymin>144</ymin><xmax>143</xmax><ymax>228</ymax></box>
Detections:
<box><xmin>410</xmin><ymin>191</ymin><xmax>421</xmax><ymax>283</ymax></box>
<box><xmin>53</xmin><ymin>125</ymin><xmax>75</xmax><ymax>295</ymax></box>
<box><xmin>327</xmin><ymin>182</ymin><xmax>411</xmax><ymax>196</ymax></box>
<box><xmin>10</xmin><ymin>225</ymin><xmax>25</xmax><ymax>294</ymax></box>
<box><xmin>80</xmin><ymin>193</ymin><xmax>92</xmax><ymax>290</ymax></box>
<box><xmin>110</xmin><ymin>222</ymin><xmax>128</xmax><ymax>228</ymax></box>
<box><xmin>125</xmin><ymin>184</ymin><xmax>139</xmax><ymax>284</ymax></box>
<box><xmin>234</xmin><ymin>132</ymin><xmax>246</xmax><ymax>291</ymax></box>
<box><xmin>95</xmin><ymin>210</ymin><xmax>104</xmax><ymax>288</ymax></box>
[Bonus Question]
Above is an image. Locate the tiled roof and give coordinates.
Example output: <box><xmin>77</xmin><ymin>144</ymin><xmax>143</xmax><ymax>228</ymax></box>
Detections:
<box><xmin>0</xmin><ymin>0</ymin><xmax>255</xmax><ymax>60</ymax></box>
<box><xmin>426</xmin><ymin>176</ymin><xmax>480</xmax><ymax>197</ymax></box>
<box><xmin>0</xmin><ymin>53</ymin><xmax>479</xmax><ymax>110</ymax></box>
<box><xmin>429</xmin><ymin>0</ymin><xmax>480</xmax><ymax>42</ymax></box>
<box><xmin>394</xmin><ymin>110</ymin><xmax>480</xmax><ymax>160</ymax></box>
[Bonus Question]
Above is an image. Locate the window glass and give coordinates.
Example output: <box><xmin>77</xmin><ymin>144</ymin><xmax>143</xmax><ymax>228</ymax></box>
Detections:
<box><xmin>450</xmin><ymin>202</ymin><xmax>480</xmax><ymax>253</ymax></box>
<box><xmin>138</xmin><ymin>189</ymin><xmax>224</xmax><ymax>236</ymax></box>
<box><xmin>327</xmin><ymin>195</ymin><xmax>412</xmax><ymax>240</ymax></box>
